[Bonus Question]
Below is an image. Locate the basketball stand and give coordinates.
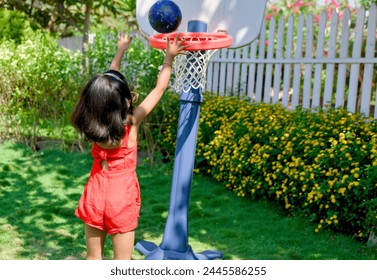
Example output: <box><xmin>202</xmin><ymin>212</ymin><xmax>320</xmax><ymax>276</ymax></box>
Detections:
<box><xmin>135</xmin><ymin>0</ymin><xmax>267</xmax><ymax>260</ymax></box>
<box><xmin>136</xmin><ymin>20</ymin><xmax>225</xmax><ymax>260</ymax></box>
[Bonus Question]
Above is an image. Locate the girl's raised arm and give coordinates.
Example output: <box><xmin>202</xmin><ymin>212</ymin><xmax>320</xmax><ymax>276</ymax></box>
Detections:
<box><xmin>110</xmin><ymin>32</ymin><xmax>133</xmax><ymax>72</ymax></box>
<box><xmin>131</xmin><ymin>33</ymin><xmax>188</xmax><ymax>126</ymax></box>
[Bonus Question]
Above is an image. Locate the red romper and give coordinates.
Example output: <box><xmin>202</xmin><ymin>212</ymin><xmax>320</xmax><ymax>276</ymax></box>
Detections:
<box><xmin>75</xmin><ymin>125</ymin><xmax>141</xmax><ymax>234</ymax></box>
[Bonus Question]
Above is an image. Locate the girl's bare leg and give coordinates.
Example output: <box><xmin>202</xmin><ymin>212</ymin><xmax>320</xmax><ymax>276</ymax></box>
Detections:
<box><xmin>111</xmin><ymin>231</ymin><xmax>135</xmax><ymax>260</ymax></box>
<box><xmin>85</xmin><ymin>224</ymin><xmax>107</xmax><ymax>260</ymax></box>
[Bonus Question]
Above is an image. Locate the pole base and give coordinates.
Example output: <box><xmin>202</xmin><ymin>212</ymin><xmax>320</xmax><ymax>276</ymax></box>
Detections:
<box><xmin>135</xmin><ymin>240</ymin><xmax>223</xmax><ymax>260</ymax></box>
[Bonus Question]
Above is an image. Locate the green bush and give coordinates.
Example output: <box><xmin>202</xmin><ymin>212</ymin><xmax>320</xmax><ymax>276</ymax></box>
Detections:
<box><xmin>0</xmin><ymin>9</ymin><xmax>35</xmax><ymax>44</ymax></box>
<box><xmin>359</xmin><ymin>0</ymin><xmax>377</xmax><ymax>8</ymax></box>
<box><xmin>157</xmin><ymin>96</ymin><xmax>377</xmax><ymax>241</ymax></box>
<box><xmin>86</xmin><ymin>31</ymin><xmax>164</xmax><ymax>96</ymax></box>
<box><xmin>0</xmin><ymin>25</ymin><xmax>172</xmax><ymax>155</ymax></box>
<box><xmin>0</xmin><ymin>31</ymin><xmax>83</xmax><ymax>145</ymax></box>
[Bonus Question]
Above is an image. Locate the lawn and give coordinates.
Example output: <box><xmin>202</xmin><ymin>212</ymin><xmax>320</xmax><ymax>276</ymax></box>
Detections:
<box><xmin>0</xmin><ymin>141</ymin><xmax>376</xmax><ymax>260</ymax></box>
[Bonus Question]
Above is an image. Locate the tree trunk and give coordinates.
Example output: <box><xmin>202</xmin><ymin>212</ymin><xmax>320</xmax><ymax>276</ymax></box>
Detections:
<box><xmin>29</xmin><ymin>0</ymin><xmax>35</xmax><ymax>16</ymax></box>
<box><xmin>82</xmin><ymin>0</ymin><xmax>93</xmax><ymax>77</ymax></box>
<box><xmin>47</xmin><ymin>8</ymin><xmax>57</xmax><ymax>32</ymax></box>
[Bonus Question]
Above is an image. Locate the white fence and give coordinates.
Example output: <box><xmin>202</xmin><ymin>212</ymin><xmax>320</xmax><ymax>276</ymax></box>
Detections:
<box><xmin>58</xmin><ymin>5</ymin><xmax>377</xmax><ymax>118</ymax></box>
<box><xmin>205</xmin><ymin>5</ymin><xmax>377</xmax><ymax>118</ymax></box>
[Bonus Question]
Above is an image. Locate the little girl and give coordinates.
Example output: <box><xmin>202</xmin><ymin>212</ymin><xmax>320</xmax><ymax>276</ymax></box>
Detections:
<box><xmin>71</xmin><ymin>32</ymin><xmax>188</xmax><ymax>260</ymax></box>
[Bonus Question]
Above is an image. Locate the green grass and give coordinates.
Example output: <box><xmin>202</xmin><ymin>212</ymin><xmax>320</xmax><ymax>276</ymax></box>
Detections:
<box><xmin>0</xmin><ymin>141</ymin><xmax>376</xmax><ymax>260</ymax></box>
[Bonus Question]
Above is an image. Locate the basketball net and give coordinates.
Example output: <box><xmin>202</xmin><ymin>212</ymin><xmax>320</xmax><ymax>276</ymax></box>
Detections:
<box><xmin>150</xmin><ymin>32</ymin><xmax>232</xmax><ymax>93</ymax></box>
<box><xmin>171</xmin><ymin>50</ymin><xmax>217</xmax><ymax>93</ymax></box>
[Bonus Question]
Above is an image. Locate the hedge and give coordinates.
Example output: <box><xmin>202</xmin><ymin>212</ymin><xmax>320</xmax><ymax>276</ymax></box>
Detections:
<box><xmin>157</xmin><ymin>94</ymin><xmax>377</xmax><ymax>241</ymax></box>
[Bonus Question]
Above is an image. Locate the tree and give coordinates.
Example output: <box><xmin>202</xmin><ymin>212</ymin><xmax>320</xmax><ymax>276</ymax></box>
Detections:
<box><xmin>0</xmin><ymin>0</ymin><xmax>137</xmax><ymax>74</ymax></box>
<box><xmin>79</xmin><ymin>0</ymin><xmax>137</xmax><ymax>74</ymax></box>
<box><xmin>0</xmin><ymin>0</ymin><xmax>136</xmax><ymax>36</ymax></box>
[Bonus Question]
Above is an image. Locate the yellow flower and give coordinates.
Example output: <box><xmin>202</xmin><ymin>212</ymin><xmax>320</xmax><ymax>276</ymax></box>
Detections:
<box><xmin>341</xmin><ymin>175</ymin><xmax>349</xmax><ymax>183</ymax></box>
<box><xmin>338</xmin><ymin>187</ymin><xmax>346</xmax><ymax>195</ymax></box>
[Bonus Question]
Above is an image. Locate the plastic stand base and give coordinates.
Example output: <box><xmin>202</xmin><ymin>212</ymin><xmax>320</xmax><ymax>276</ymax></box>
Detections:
<box><xmin>135</xmin><ymin>241</ymin><xmax>223</xmax><ymax>260</ymax></box>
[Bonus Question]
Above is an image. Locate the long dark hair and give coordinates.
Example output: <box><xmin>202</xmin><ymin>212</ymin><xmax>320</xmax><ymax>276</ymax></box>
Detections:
<box><xmin>71</xmin><ymin>70</ymin><xmax>133</xmax><ymax>143</ymax></box>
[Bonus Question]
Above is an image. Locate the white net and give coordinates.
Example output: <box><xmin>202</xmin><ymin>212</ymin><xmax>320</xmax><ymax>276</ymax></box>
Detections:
<box><xmin>171</xmin><ymin>50</ymin><xmax>217</xmax><ymax>93</ymax></box>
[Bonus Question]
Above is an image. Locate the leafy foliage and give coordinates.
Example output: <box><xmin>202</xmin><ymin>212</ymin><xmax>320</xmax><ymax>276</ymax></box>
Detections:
<box><xmin>157</xmin><ymin>96</ymin><xmax>377</xmax><ymax>241</ymax></box>
<box><xmin>266</xmin><ymin>0</ymin><xmax>355</xmax><ymax>18</ymax></box>
<box><xmin>0</xmin><ymin>9</ymin><xmax>36</xmax><ymax>44</ymax></box>
<box><xmin>0</xmin><ymin>0</ymin><xmax>137</xmax><ymax>36</ymax></box>
<box><xmin>0</xmin><ymin>31</ymin><xmax>83</xmax><ymax>145</ymax></box>
<box><xmin>0</xmin><ymin>21</ymin><xmax>169</xmax><ymax>154</ymax></box>
<box><xmin>359</xmin><ymin>0</ymin><xmax>377</xmax><ymax>8</ymax></box>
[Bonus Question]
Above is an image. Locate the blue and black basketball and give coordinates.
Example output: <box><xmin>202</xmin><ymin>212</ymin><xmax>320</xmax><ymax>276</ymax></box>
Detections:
<box><xmin>148</xmin><ymin>0</ymin><xmax>182</xmax><ymax>33</ymax></box>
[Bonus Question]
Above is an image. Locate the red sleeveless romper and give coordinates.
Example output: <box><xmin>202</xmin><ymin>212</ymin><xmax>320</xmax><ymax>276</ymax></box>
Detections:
<box><xmin>75</xmin><ymin>125</ymin><xmax>141</xmax><ymax>234</ymax></box>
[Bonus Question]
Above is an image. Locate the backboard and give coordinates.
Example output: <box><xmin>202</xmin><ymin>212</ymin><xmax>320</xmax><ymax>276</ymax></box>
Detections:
<box><xmin>136</xmin><ymin>0</ymin><xmax>267</xmax><ymax>49</ymax></box>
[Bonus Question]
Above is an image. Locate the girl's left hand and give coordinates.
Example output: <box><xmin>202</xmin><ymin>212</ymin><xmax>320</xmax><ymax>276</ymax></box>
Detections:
<box><xmin>117</xmin><ymin>31</ymin><xmax>133</xmax><ymax>52</ymax></box>
<box><xmin>166</xmin><ymin>33</ymin><xmax>189</xmax><ymax>57</ymax></box>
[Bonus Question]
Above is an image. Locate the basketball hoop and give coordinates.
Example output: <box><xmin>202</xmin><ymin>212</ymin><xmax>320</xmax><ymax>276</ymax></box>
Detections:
<box><xmin>149</xmin><ymin>32</ymin><xmax>232</xmax><ymax>51</ymax></box>
<box><xmin>149</xmin><ymin>32</ymin><xmax>232</xmax><ymax>93</ymax></box>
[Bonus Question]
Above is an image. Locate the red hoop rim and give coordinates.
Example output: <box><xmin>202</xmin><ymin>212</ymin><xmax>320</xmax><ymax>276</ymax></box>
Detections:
<box><xmin>149</xmin><ymin>32</ymin><xmax>233</xmax><ymax>51</ymax></box>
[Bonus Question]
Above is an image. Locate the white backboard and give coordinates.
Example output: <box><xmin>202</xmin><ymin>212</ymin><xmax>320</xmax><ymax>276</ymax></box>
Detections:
<box><xmin>136</xmin><ymin>0</ymin><xmax>267</xmax><ymax>49</ymax></box>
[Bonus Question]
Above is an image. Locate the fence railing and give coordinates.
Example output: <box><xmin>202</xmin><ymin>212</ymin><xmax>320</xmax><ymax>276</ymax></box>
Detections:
<box><xmin>205</xmin><ymin>5</ymin><xmax>377</xmax><ymax>118</ymax></box>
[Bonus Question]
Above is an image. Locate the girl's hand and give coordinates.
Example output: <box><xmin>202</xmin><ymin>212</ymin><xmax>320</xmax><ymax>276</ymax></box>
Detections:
<box><xmin>117</xmin><ymin>31</ymin><xmax>133</xmax><ymax>53</ymax></box>
<box><xmin>109</xmin><ymin>31</ymin><xmax>133</xmax><ymax>71</ymax></box>
<box><xmin>166</xmin><ymin>33</ymin><xmax>189</xmax><ymax>58</ymax></box>
<box><xmin>131</xmin><ymin>33</ymin><xmax>189</xmax><ymax>126</ymax></box>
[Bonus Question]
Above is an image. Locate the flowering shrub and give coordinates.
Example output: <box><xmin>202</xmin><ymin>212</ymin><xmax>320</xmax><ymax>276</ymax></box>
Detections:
<box><xmin>359</xmin><ymin>0</ymin><xmax>377</xmax><ymax>8</ymax></box>
<box><xmin>157</xmin><ymin>95</ymin><xmax>377</xmax><ymax>240</ymax></box>
<box><xmin>266</xmin><ymin>0</ymin><xmax>354</xmax><ymax>20</ymax></box>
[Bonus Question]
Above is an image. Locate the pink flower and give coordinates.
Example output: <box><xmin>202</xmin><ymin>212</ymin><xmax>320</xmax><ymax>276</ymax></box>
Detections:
<box><xmin>331</xmin><ymin>0</ymin><xmax>340</xmax><ymax>8</ymax></box>
<box><xmin>294</xmin><ymin>0</ymin><xmax>303</xmax><ymax>7</ymax></box>
<box><xmin>327</xmin><ymin>8</ymin><xmax>334</xmax><ymax>20</ymax></box>
<box><xmin>265</xmin><ymin>14</ymin><xmax>273</xmax><ymax>21</ymax></box>
<box><xmin>270</xmin><ymin>5</ymin><xmax>278</xmax><ymax>11</ymax></box>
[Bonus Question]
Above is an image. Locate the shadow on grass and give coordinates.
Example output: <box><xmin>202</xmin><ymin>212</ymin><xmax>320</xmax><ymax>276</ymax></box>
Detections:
<box><xmin>0</xmin><ymin>142</ymin><xmax>90</xmax><ymax>259</ymax></box>
<box><xmin>1</xmin><ymin>142</ymin><xmax>376</xmax><ymax>260</ymax></box>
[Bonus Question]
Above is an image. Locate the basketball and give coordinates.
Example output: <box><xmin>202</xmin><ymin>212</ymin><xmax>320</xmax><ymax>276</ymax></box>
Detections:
<box><xmin>148</xmin><ymin>0</ymin><xmax>182</xmax><ymax>33</ymax></box>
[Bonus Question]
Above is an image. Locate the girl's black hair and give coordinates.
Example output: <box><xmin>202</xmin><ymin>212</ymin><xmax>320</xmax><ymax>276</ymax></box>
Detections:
<box><xmin>71</xmin><ymin>70</ymin><xmax>133</xmax><ymax>143</ymax></box>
